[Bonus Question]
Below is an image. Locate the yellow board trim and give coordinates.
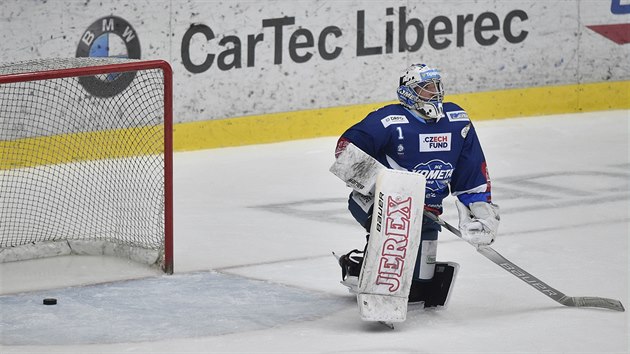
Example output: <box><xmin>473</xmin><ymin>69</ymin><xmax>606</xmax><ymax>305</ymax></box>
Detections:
<box><xmin>1</xmin><ymin>126</ymin><xmax>163</xmax><ymax>170</ymax></box>
<box><xmin>173</xmin><ymin>80</ymin><xmax>630</xmax><ymax>151</ymax></box>
<box><xmin>1</xmin><ymin>80</ymin><xmax>628</xmax><ymax>169</ymax></box>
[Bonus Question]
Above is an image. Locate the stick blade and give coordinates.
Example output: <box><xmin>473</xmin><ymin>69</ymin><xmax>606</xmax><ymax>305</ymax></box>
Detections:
<box><xmin>564</xmin><ymin>297</ymin><xmax>625</xmax><ymax>312</ymax></box>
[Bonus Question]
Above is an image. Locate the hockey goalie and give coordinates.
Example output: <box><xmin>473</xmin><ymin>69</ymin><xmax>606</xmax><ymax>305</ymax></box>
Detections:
<box><xmin>330</xmin><ymin>63</ymin><xmax>500</xmax><ymax>323</ymax></box>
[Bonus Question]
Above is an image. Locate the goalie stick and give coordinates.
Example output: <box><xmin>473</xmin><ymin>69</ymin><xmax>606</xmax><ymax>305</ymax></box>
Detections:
<box><xmin>422</xmin><ymin>211</ymin><xmax>626</xmax><ymax>312</ymax></box>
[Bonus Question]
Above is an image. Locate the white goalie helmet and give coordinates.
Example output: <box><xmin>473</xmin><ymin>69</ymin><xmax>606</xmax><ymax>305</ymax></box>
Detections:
<box><xmin>397</xmin><ymin>63</ymin><xmax>445</xmax><ymax>120</ymax></box>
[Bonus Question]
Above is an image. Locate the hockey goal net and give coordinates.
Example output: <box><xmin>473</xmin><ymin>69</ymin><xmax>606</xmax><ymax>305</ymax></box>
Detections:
<box><xmin>0</xmin><ymin>58</ymin><xmax>173</xmax><ymax>273</ymax></box>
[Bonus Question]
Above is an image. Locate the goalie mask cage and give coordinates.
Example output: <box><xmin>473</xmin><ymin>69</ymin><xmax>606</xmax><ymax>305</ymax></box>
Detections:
<box><xmin>0</xmin><ymin>58</ymin><xmax>173</xmax><ymax>274</ymax></box>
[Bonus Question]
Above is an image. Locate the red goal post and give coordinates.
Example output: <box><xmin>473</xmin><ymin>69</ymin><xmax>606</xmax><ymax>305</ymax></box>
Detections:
<box><xmin>0</xmin><ymin>58</ymin><xmax>173</xmax><ymax>274</ymax></box>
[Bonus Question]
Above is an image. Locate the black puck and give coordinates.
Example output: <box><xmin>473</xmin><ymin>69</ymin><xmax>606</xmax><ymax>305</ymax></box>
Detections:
<box><xmin>43</xmin><ymin>298</ymin><xmax>57</xmax><ymax>305</ymax></box>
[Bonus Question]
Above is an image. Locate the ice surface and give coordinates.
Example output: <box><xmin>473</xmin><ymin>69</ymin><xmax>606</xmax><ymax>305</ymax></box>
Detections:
<box><xmin>1</xmin><ymin>272</ymin><xmax>346</xmax><ymax>345</ymax></box>
<box><xmin>0</xmin><ymin>110</ymin><xmax>628</xmax><ymax>353</ymax></box>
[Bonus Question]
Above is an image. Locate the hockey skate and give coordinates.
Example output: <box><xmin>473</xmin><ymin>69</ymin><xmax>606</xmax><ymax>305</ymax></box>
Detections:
<box><xmin>408</xmin><ymin>262</ymin><xmax>459</xmax><ymax>309</ymax></box>
<box><xmin>335</xmin><ymin>249</ymin><xmax>459</xmax><ymax>309</ymax></box>
<box><xmin>333</xmin><ymin>249</ymin><xmax>364</xmax><ymax>294</ymax></box>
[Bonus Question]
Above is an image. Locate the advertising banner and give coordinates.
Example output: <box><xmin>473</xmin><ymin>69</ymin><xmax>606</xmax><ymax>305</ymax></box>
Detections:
<box><xmin>1</xmin><ymin>1</ymin><xmax>628</xmax><ymax>144</ymax></box>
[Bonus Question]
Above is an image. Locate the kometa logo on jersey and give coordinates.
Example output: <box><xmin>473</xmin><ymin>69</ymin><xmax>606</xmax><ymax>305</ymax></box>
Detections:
<box><xmin>412</xmin><ymin>159</ymin><xmax>454</xmax><ymax>192</ymax></box>
<box><xmin>419</xmin><ymin>133</ymin><xmax>451</xmax><ymax>152</ymax></box>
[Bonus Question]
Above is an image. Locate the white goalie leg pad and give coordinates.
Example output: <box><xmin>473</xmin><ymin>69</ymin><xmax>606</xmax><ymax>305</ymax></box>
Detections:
<box><xmin>356</xmin><ymin>169</ymin><xmax>426</xmax><ymax>323</ymax></box>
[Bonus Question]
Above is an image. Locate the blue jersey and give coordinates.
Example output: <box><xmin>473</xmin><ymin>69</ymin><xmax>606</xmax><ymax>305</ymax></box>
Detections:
<box><xmin>338</xmin><ymin>103</ymin><xmax>491</xmax><ymax>213</ymax></box>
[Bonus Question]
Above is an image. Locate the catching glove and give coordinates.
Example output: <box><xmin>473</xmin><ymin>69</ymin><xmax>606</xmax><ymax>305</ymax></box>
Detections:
<box><xmin>455</xmin><ymin>200</ymin><xmax>500</xmax><ymax>247</ymax></box>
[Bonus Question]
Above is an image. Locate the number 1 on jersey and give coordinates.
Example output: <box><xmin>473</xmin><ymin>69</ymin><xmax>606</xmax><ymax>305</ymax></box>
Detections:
<box><xmin>396</xmin><ymin>126</ymin><xmax>404</xmax><ymax>140</ymax></box>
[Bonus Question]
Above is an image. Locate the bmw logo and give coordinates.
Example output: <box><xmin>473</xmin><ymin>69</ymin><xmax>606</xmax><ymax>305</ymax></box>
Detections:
<box><xmin>76</xmin><ymin>16</ymin><xmax>141</xmax><ymax>97</ymax></box>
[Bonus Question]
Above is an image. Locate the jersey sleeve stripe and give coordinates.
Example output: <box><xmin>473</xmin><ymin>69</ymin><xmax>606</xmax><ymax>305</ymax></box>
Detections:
<box><xmin>451</xmin><ymin>183</ymin><xmax>488</xmax><ymax>196</ymax></box>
